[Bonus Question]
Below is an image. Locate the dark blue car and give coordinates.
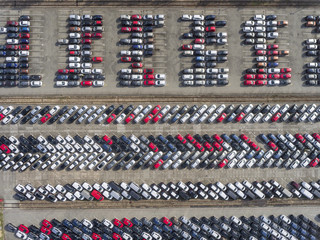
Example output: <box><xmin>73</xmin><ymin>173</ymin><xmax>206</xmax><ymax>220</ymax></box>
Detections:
<box><xmin>6</xmin><ymin>63</ymin><xmax>17</xmax><ymax>68</ymax></box>
<box><xmin>19</xmin><ymin>27</ymin><xmax>30</xmax><ymax>32</ymax></box>
<box><xmin>132</xmin><ymin>44</ymin><xmax>143</xmax><ymax>50</ymax></box>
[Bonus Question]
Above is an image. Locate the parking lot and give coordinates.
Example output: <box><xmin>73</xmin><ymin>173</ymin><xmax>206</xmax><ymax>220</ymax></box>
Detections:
<box><xmin>0</xmin><ymin>7</ymin><xmax>319</xmax><ymax>95</ymax></box>
<box><xmin>1</xmin><ymin>4</ymin><xmax>320</xmax><ymax>240</ymax></box>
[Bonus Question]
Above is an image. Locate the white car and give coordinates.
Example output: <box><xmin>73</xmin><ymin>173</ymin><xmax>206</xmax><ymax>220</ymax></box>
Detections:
<box><xmin>206</xmin><ymin>50</ymin><xmax>217</xmax><ymax>56</ymax></box>
<box><xmin>69</xmin><ymin>14</ymin><xmax>81</xmax><ymax>20</ymax></box>
<box><xmin>56</xmin><ymin>81</ymin><xmax>68</xmax><ymax>87</ymax></box>
<box><xmin>155</xmin><ymin>74</ymin><xmax>166</xmax><ymax>80</ymax></box>
<box><xmin>155</xmin><ymin>80</ymin><xmax>166</xmax><ymax>86</ymax></box>
<box><xmin>65</xmin><ymin>192</ymin><xmax>76</xmax><ymax>201</ymax></box>
<box><xmin>19</xmin><ymin>21</ymin><xmax>30</xmax><ymax>26</ymax></box>
<box><xmin>68</xmin><ymin>63</ymin><xmax>81</xmax><ymax>68</ymax></box>
<box><xmin>244</xmin><ymin>21</ymin><xmax>255</xmax><ymax>26</ymax></box>
<box><xmin>69</xmin><ymin>33</ymin><xmax>80</xmax><ymax>38</ymax></box>
<box><xmin>92</xmin><ymin>69</ymin><xmax>103</xmax><ymax>74</ymax></box>
<box><xmin>0</xmin><ymin>27</ymin><xmax>7</xmax><ymax>33</ymax></box>
<box><xmin>19</xmin><ymin>51</ymin><xmax>29</xmax><ymax>56</ymax></box>
<box><xmin>217</xmin><ymin>38</ymin><xmax>227</xmax><ymax>44</ymax></box>
<box><xmin>81</xmin><ymin>69</ymin><xmax>92</xmax><ymax>74</ymax></box>
<box><xmin>242</xmin><ymin>27</ymin><xmax>253</xmax><ymax>32</ymax></box>
<box><xmin>181</xmin><ymin>14</ymin><xmax>192</xmax><ymax>20</ymax></box>
<box><xmin>182</xmin><ymin>74</ymin><xmax>194</xmax><ymax>80</ymax></box>
<box><xmin>93</xmin><ymin>81</ymin><xmax>104</xmax><ymax>87</ymax></box>
<box><xmin>82</xmin><ymin>63</ymin><xmax>92</xmax><ymax>68</ymax></box>
<box><xmin>6</xmin><ymin>57</ymin><xmax>18</xmax><ymax>62</ymax></box>
<box><xmin>68</xmin><ymin>45</ymin><xmax>80</xmax><ymax>50</ymax></box>
<box><xmin>30</xmin><ymin>81</ymin><xmax>42</xmax><ymax>87</ymax></box>
<box><xmin>7</xmin><ymin>39</ymin><xmax>18</xmax><ymax>44</ymax></box>
<box><xmin>255</xmin><ymin>44</ymin><xmax>267</xmax><ymax>50</ymax></box>
<box><xmin>256</xmin><ymin>56</ymin><xmax>267</xmax><ymax>62</ymax></box>
<box><xmin>254</xmin><ymin>14</ymin><xmax>265</xmax><ymax>20</ymax></box>
<box><xmin>69</xmin><ymin>57</ymin><xmax>81</xmax><ymax>63</ymax></box>
<box><xmin>267</xmin><ymin>32</ymin><xmax>278</xmax><ymax>38</ymax></box>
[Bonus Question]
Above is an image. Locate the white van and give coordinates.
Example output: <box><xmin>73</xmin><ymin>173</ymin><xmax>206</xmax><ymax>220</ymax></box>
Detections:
<box><xmin>129</xmin><ymin>182</ymin><xmax>142</xmax><ymax>193</ymax></box>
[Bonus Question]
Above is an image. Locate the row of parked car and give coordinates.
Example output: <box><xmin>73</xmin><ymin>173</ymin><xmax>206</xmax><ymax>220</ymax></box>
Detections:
<box><xmin>180</xmin><ymin>14</ymin><xmax>228</xmax><ymax>87</ymax></box>
<box><xmin>242</xmin><ymin>14</ymin><xmax>291</xmax><ymax>86</ymax></box>
<box><xmin>6</xmin><ymin>214</ymin><xmax>319</xmax><ymax>240</ymax></box>
<box><xmin>119</xmin><ymin>14</ymin><xmax>166</xmax><ymax>87</ymax></box>
<box><xmin>1</xmin><ymin>103</ymin><xmax>320</xmax><ymax>126</ymax></box>
<box><xmin>57</xmin><ymin>14</ymin><xmax>105</xmax><ymax>87</ymax></box>
<box><xmin>1</xmin><ymin>130</ymin><xmax>320</xmax><ymax>172</ymax></box>
<box><xmin>0</xmin><ymin>16</ymin><xmax>42</xmax><ymax>87</ymax></box>
<box><xmin>14</xmin><ymin>179</ymin><xmax>320</xmax><ymax>203</ymax></box>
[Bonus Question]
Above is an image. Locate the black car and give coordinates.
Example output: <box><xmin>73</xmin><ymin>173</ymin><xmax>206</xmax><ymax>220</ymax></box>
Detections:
<box><xmin>94</xmin><ymin>75</ymin><xmax>105</xmax><ymax>80</ymax></box>
<box><xmin>82</xmin><ymin>20</ymin><xmax>92</xmax><ymax>26</ymax></box>
<box><xmin>266</xmin><ymin>15</ymin><xmax>277</xmax><ymax>20</ymax></box>
<box><xmin>144</xmin><ymin>26</ymin><xmax>153</xmax><ymax>32</ymax></box>
<box><xmin>105</xmin><ymin>105</ymin><xmax>115</xmax><ymax>115</ymax></box>
<box><xmin>82</xmin><ymin>56</ymin><xmax>91</xmax><ymax>62</ymax></box>
<box><xmin>194</xmin><ymin>32</ymin><xmax>205</xmax><ymax>38</ymax></box>
<box><xmin>114</xmin><ymin>105</ymin><xmax>124</xmax><ymax>115</ymax></box>
<box><xmin>5</xmin><ymin>75</ymin><xmax>18</xmax><ymax>80</ymax></box>
<box><xmin>82</xmin><ymin>44</ymin><xmax>91</xmax><ymax>50</ymax></box>
<box><xmin>69</xmin><ymin>75</ymin><xmax>79</xmax><ymax>80</ymax></box>
<box><xmin>92</xmin><ymin>15</ymin><xmax>103</xmax><ymax>20</ymax></box>
<box><xmin>183</xmin><ymin>33</ymin><xmax>193</xmax><ymax>38</ymax></box>
<box><xmin>205</xmin><ymin>15</ymin><xmax>216</xmax><ymax>20</ymax></box>
<box><xmin>30</xmin><ymin>75</ymin><xmax>42</xmax><ymax>80</ymax></box>
<box><xmin>215</xmin><ymin>20</ymin><xmax>227</xmax><ymax>26</ymax></box>
<box><xmin>7</xmin><ymin>33</ymin><xmax>19</xmax><ymax>38</ymax></box>
<box><xmin>14</xmin><ymin>192</ymin><xmax>27</xmax><ymax>201</ymax></box>
<box><xmin>69</xmin><ymin>38</ymin><xmax>81</xmax><ymax>44</ymax></box>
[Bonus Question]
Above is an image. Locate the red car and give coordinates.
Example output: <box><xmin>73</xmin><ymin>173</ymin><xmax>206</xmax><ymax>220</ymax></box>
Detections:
<box><xmin>203</xmin><ymin>141</ymin><xmax>214</xmax><ymax>152</ymax></box>
<box><xmin>268</xmin><ymin>141</ymin><xmax>278</xmax><ymax>151</ymax></box>
<box><xmin>244</xmin><ymin>74</ymin><xmax>255</xmax><ymax>80</ymax></box>
<box><xmin>58</xmin><ymin>69</ymin><xmax>69</xmax><ymax>74</ymax></box>
<box><xmin>268</xmin><ymin>74</ymin><xmax>280</xmax><ymax>79</ymax></box>
<box><xmin>218</xmin><ymin>159</ymin><xmax>228</xmax><ymax>168</ymax></box>
<box><xmin>206</xmin><ymin>26</ymin><xmax>215</xmax><ymax>32</ymax></box>
<box><xmin>267</xmin><ymin>50</ymin><xmax>278</xmax><ymax>55</ymax></box>
<box><xmin>144</xmin><ymin>68</ymin><xmax>154</xmax><ymax>74</ymax></box>
<box><xmin>132</xmin><ymin>62</ymin><xmax>143</xmax><ymax>68</ymax></box>
<box><xmin>244</xmin><ymin>80</ymin><xmax>255</xmax><ymax>86</ymax></box>
<box><xmin>0</xmin><ymin>113</ymin><xmax>5</xmax><ymax>121</ymax></box>
<box><xmin>182</xmin><ymin>45</ymin><xmax>193</xmax><ymax>50</ymax></box>
<box><xmin>81</xmin><ymin>81</ymin><xmax>92</xmax><ymax>86</ymax></box>
<box><xmin>256</xmin><ymin>80</ymin><xmax>267</xmax><ymax>86</ymax></box>
<box><xmin>144</xmin><ymin>80</ymin><xmax>155</xmax><ymax>86</ymax></box>
<box><xmin>235</xmin><ymin>112</ymin><xmax>245</xmax><ymax>122</ymax></box>
<box><xmin>280</xmin><ymin>68</ymin><xmax>291</xmax><ymax>73</ymax></box>
<box><xmin>6</xmin><ymin>45</ymin><xmax>18</xmax><ymax>50</ymax></box>
<box><xmin>132</xmin><ymin>27</ymin><xmax>142</xmax><ymax>32</ymax></box>
<box><xmin>92</xmin><ymin>33</ymin><xmax>102</xmax><ymax>38</ymax></box>
<box><xmin>92</xmin><ymin>233</ymin><xmax>102</xmax><ymax>240</ymax></box>
<box><xmin>149</xmin><ymin>142</ymin><xmax>159</xmax><ymax>152</ymax></box>
<box><xmin>162</xmin><ymin>217</ymin><xmax>173</xmax><ymax>226</ymax></box>
<box><xmin>40</xmin><ymin>113</ymin><xmax>52</xmax><ymax>123</ymax></box>
<box><xmin>19</xmin><ymin>33</ymin><xmax>30</xmax><ymax>38</ymax></box>
<box><xmin>280</xmin><ymin>73</ymin><xmax>291</xmax><ymax>79</ymax></box>
<box><xmin>132</xmin><ymin>21</ymin><xmax>142</xmax><ymax>26</ymax></box>
<box><xmin>186</xmin><ymin>134</ymin><xmax>196</xmax><ymax>144</ymax></box>
<box><xmin>112</xmin><ymin>233</ymin><xmax>122</xmax><ymax>240</ymax></box>
<box><xmin>125</xmin><ymin>114</ymin><xmax>135</xmax><ymax>124</ymax></box>
<box><xmin>114</xmin><ymin>219</ymin><xmax>124</xmax><ymax>228</ymax></box>
<box><xmin>154</xmin><ymin>159</ymin><xmax>164</xmax><ymax>169</ymax></box>
<box><xmin>312</xmin><ymin>133</ymin><xmax>320</xmax><ymax>142</ymax></box>
<box><xmin>195</xmin><ymin>38</ymin><xmax>205</xmax><ymax>44</ymax></box>
<box><xmin>256</xmin><ymin>50</ymin><xmax>266</xmax><ymax>55</ymax></box>
<box><xmin>69</xmin><ymin>69</ymin><xmax>79</xmax><ymax>74</ymax></box>
<box><xmin>131</xmin><ymin>15</ymin><xmax>142</xmax><ymax>20</ymax></box>
<box><xmin>18</xmin><ymin>225</ymin><xmax>29</xmax><ymax>233</ymax></box>
<box><xmin>176</xmin><ymin>134</ymin><xmax>187</xmax><ymax>144</ymax></box>
<box><xmin>144</xmin><ymin>114</ymin><xmax>153</xmax><ymax>123</ymax></box>
<box><xmin>217</xmin><ymin>113</ymin><xmax>227</xmax><ymax>122</ymax></box>
<box><xmin>92</xmin><ymin>57</ymin><xmax>103</xmax><ymax>62</ymax></box>
<box><xmin>19</xmin><ymin>45</ymin><xmax>29</xmax><ymax>50</ymax></box>
<box><xmin>257</xmin><ymin>68</ymin><xmax>267</xmax><ymax>74</ymax></box>
<box><xmin>195</xmin><ymin>142</ymin><xmax>204</xmax><ymax>152</ymax></box>
<box><xmin>152</xmin><ymin>105</ymin><xmax>161</xmax><ymax>115</ymax></box>
<box><xmin>249</xmin><ymin>142</ymin><xmax>260</xmax><ymax>151</ymax></box>
<box><xmin>82</xmin><ymin>39</ymin><xmax>92</xmax><ymax>44</ymax></box>
<box><xmin>213</xmin><ymin>134</ymin><xmax>223</xmax><ymax>144</ymax></box>
<box><xmin>144</xmin><ymin>74</ymin><xmax>154</xmax><ymax>80</ymax></box>
<box><xmin>69</xmin><ymin>51</ymin><xmax>80</xmax><ymax>56</ymax></box>
<box><xmin>7</xmin><ymin>21</ymin><xmax>18</xmax><ymax>26</ymax></box>
<box><xmin>267</xmin><ymin>44</ymin><xmax>278</xmax><ymax>49</ymax></box>
<box><xmin>40</xmin><ymin>226</ymin><xmax>51</xmax><ymax>235</ymax></box>
<box><xmin>240</xmin><ymin>134</ymin><xmax>250</xmax><ymax>143</ymax></box>
<box><xmin>0</xmin><ymin>144</ymin><xmax>10</xmax><ymax>153</ymax></box>
<box><xmin>295</xmin><ymin>133</ymin><xmax>306</xmax><ymax>143</ymax></box>
<box><xmin>256</xmin><ymin>74</ymin><xmax>267</xmax><ymax>80</ymax></box>
<box><xmin>62</xmin><ymin>234</ymin><xmax>72</xmax><ymax>240</ymax></box>
<box><xmin>309</xmin><ymin>158</ymin><xmax>319</xmax><ymax>167</ymax></box>
<box><xmin>212</xmin><ymin>141</ymin><xmax>223</xmax><ymax>152</ymax></box>
<box><xmin>94</xmin><ymin>20</ymin><xmax>103</xmax><ymax>26</ymax></box>
<box><xmin>121</xmin><ymin>27</ymin><xmax>131</xmax><ymax>32</ymax></box>
<box><xmin>121</xmin><ymin>57</ymin><xmax>131</xmax><ymax>62</ymax></box>
<box><xmin>153</xmin><ymin>113</ymin><xmax>163</xmax><ymax>123</ymax></box>
<box><xmin>82</xmin><ymin>32</ymin><xmax>92</xmax><ymax>38</ymax></box>
<box><xmin>102</xmin><ymin>135</ymin><xmax>113</xmax><ymax>145</ymax></box>
<box><xmin>123</xmin><ymin>218</ymin><xmax>133</xmax><ymax>227</ymax></box>
<box><xmin>91</xmin><ymin>190</ymin><xmax>104</xmax><ymax>201</ymax></box>
<box><xmin>42</xmin><ymin>219</ymin><xmax>53</xmax><ymax>229</ymax></box>
<box><xmin>106</xmin><ymin>113</ymin><xmax>116</xmax><ymax>124</ymax></box>
<box><xmin>271</xmin><ymin>112</ymin><xmax>281</xmax><ymax>122</ymax></box>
